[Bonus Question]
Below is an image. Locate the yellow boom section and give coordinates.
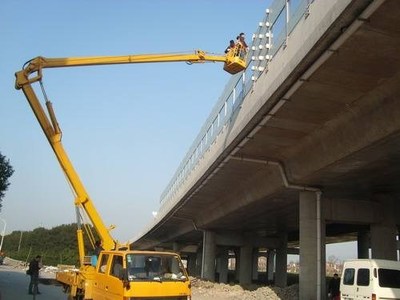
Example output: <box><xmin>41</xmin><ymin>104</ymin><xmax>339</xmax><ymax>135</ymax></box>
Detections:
<box><xmin>15</xmin><ymin>80</ymin><xmax>117</xmax><ymax>254</ymax></box>
<box><xmin>15</xmin><ymin>49</ymin><xmax>246</xmax><ymax>88</ymax></box>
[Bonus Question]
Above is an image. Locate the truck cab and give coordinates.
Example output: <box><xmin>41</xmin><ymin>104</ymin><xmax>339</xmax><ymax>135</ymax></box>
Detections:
<box><xmin>91</xmin><ymin>250</ymin><xmax>191</xmax><ymax>300</ymax></box>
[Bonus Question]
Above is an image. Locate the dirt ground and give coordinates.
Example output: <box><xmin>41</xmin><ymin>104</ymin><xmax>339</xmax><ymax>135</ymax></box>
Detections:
<box><xmin>191</xmin><ymin>278</ymin><xmax>299</xmax><ymax>300</ymax></box>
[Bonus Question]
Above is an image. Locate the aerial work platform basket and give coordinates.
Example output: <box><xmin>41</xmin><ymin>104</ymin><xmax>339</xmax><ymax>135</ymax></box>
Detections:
<box><xmin>223</xmin><ymin>44</ymin><xmax>247</xmax><ymax>74</ymax></box>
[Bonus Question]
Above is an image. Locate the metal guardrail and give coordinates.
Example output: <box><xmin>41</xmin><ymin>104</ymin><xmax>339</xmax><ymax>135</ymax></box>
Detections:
<box><xmin>160</xmin><ymin>0</ymin><xmax>314</xmax><ymax>205</ymax></box>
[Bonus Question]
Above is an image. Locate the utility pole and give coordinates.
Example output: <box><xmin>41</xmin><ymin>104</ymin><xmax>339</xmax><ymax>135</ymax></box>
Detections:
<box><xmin>18</xmin><ymin>231</ymin><xmax>23</xmax><ymax>252</ymax></box>
<box><xmin>0</xmin><ymin>218</ymin><xmax>6</xmax><ymax>252</ymax></box>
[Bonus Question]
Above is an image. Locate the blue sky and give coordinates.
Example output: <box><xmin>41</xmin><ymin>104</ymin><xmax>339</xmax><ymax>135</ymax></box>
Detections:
<box><xmin>0</xmin><ymin>0</ymin><xmax>356</xmax><ymax>261</ymax></box>
<box><xmin>1</xmin><ymin>0</ymin><xmax>269</xmax><ymax>242</ymax></box>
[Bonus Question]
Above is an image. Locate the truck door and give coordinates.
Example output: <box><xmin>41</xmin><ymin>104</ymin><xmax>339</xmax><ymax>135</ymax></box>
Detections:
<box><xmin>341</xmin><ymin>267</ymin><xmax>356</xmax><ymax>299</ymax></box>
<box><xmin>355</xmin><ymin>268</ymin><xmax>371</xmax><ymax>299</ymax></box>
<box><xmin>92</xmin><ymin>254</ymin><xmax>110</xmax><ymax>300</ymax></box>
<box><xmin>105</xmin><ymin>254</ymin><xmax>124</xmax><ymax>300</ymax></box>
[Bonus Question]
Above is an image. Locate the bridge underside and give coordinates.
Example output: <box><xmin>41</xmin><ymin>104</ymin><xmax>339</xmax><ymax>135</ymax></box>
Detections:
<box><xmin>136</xmin><ymin>0</ymin><xmax>400</xmax><ymax>250</ymax></box>
<box><xmin>134</xmin><ymin>1</ymin><xmax>400</xmax><ymax>298</ymax></box>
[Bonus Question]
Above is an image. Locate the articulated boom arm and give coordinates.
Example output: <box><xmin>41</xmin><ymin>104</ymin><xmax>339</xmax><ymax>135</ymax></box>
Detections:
<box><xmin>15</xmin><ymin>49</ymin><xmax>246</xmax><ymax>89</ymax></box>
<box><xmin>14</xmin><ymin>49</ymin><xmax>246</xmax><ymax>263</ymax></box>
<box><xmin>15</xmin><ymin>74</ymin><xmax>117</xmax><ymax>256</ymax></box>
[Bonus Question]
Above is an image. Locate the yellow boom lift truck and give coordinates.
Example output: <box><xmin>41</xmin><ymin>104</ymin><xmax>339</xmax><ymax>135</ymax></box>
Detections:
<box><xmin>14</xmin><ymin>47</ymin><xmax>246</xmax><ymax>300</ymax></box>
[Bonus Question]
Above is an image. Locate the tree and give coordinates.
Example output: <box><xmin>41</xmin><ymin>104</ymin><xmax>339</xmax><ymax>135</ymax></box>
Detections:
<box><xmin>0</xmin><ymin>151</ymin><xmax>14</xmax><ymax>211</ymax></box>
<box><xmin>3</xmin><ymin>223</ymin><xmax>97</xmax><ymax>265</ymax></box>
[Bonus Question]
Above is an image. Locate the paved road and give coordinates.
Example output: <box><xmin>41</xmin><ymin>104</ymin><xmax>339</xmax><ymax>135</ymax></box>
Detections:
<box><xmin>0</xmin><ymin>263</ymin><xmax>66</xmax><ymax>300</ymax></box>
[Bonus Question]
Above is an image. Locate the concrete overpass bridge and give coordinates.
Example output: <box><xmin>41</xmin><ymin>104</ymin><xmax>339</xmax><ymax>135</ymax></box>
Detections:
<box><xmin>132</xmin><ymin>0</ymin><xmax>400</xmax><ymax>298</ymax></box>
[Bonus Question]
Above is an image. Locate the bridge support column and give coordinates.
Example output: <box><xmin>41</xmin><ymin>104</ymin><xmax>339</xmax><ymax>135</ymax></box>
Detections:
<box><xmin>357</xmin><ymin>231</ymin><xmax>370</xmax><ymax>259</ymax></box>
<box><xmin>201</xmin><ymin>230</ymin><xmax>216</xmax><ymax>281</ymax></box>
<box><xmin>275</xmin><ymin>232</ymin><xmax>287</xmax><ymax>288</ymax></box>
<box><xmin>216</xmin><ymin>247</ymin><xmax>229</xmax><ymax>283</ymax></box>
<box><xmin>239</xmin><ymin>244</ymin><xmax>253</xmax><ymax>285</ymax></box>
<box><xmin>171</xmin><ymin>243</ymin><xmax>181</xmax><ymax>276</ymax></box>
<box><xmin>187</xmin><ymin>253</ymin><xmax>197</xmax><ymax>276</ymax></box>
<box><xmin>234</xmin><ymin>248</ymin><xmax>240</xmax><ymax>282</ymax></box>
<box><xmin>267</xmin><ymin>250</ymin><xmax>275</xmax><ymax>283</ymax></box>
<box><xmin>196</xmin><ymin>249</ymin><xmax>202</xmax><ymax>276</ymax></box>
<box><xmin>299</xmin><ymin>191</ymin><xmax>326</xmax><ymax>300</ymax></box>
<box><xmin>252</xmin><ymin>248</ymin><xmax>259</xmax><ymax>281</ymax></box>
<box><xmin>173</xmin><ymin>242</ymin><xmax>180</xmax><ymax>253</ymax></box>
<box><xmin>370</xmin><ymin>195</ymin><xmax>397</xmax><ymax>260</ymax></box>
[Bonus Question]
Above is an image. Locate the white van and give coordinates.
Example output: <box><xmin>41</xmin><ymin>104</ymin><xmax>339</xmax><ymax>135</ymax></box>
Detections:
<box><xmin>341</xmin><ymin>259</ymin><xmax>400</xmax><ymax>300</ymax></box>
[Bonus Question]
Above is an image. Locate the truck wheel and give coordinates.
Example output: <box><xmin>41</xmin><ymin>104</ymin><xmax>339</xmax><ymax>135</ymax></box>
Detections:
<box><xmin>67</xmin><ymin>295</ymin><xmax>83</xmax><ymax>300</ymax></box>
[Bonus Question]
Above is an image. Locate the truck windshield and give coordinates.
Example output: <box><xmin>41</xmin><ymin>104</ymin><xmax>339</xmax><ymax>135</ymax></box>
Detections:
<box><xmin>126</xmin><ymin>254</ymin><xmax>187</xmax><ymax>282</ymax></box>
<box><xmin>379</xmin><ymin>268</ymin><xmax>400</xmax><ymax>288</ymax></box>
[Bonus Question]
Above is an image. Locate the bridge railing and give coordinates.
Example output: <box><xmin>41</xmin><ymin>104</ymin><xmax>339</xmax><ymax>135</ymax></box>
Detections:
<box><xmin>159</xmin><ymin>0</ymin><xmax>313</xmax><ymax>207</ymax></box>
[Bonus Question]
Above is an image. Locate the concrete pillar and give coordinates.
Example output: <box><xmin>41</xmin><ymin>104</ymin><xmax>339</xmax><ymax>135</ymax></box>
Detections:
<box><xmin>217</xmin><ymin>248</ymin><xmax>229</xmax><ymax>283</ymax></box>
<box><xmin>371</xmin><ymin>195</ymin><xmax>397</xmax><ymax>260</ymax></box>
<box><xmin>201</xmin><ymin>230</ymin><xmax>216</xmax><ymax>281</ymax></box>
<box><xmin>299</xmin><ymin>191</ymin><xmax>326</xmax><ymax>300</ymax></box>
<box><xmin>275</xmin><ymin>232</ymin><xmax>287</xmax><ymax>288</ymax></box>
<box><xmin>371</xmin><ymin>224</ymin><xmax>397</xmax><ymax>259</ymax></box>
<box><xmin>187</xmin><ymin>253</ymin><xmax>197</xmax><ymax>276</ymax></box>
<box><xmin>357</xmin><ymin>231</ymin><xmax>370</xmax><ymax>259</ymax></box>
<box><xmin>239</xmin><ymin>244</ymin><xmax>253</xmax><ymax>285</ymax></box>
<box><xmin>196</xmin><ymin>247</ymin><xmax>203</xmax><ymax>277</ymax></box>
<box><xmin>252</xmin><ymin>248</ymin><xmax>259</xmax><ymax>281</ymax></box>
<box><xmin>173</xmin><ymin>242</ymin><xmax>180</xmax><ymax>253</ymax></box>
<box><xmin>171</xmin><ymin>243</ymin><xmax>180</xmax><ymax>274</ymax></box>
<box><xmin>233</xmin><ymin>248</ymin><xmax>240</xmax><ymax>282</ymax></box>
<box><xmin>215</xmin><ymin>256</ymin><xmax>221</xmax><ymax>282</ymax></box>
<box><xmin>267</xmin><ymin>250</ymin><xmax>275</xmax><ymax>283</ymax></box>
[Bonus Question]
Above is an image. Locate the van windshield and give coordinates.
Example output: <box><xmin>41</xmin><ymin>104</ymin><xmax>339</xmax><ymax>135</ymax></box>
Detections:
<box><xmin>379</xmin><ymin>269</ymin><xmax>400</xmax><ymax>288</ymax></box>
<box><xmin>126</xmin><ymin>254</ymin><xmax>188</xmax><ymax>282</ymax></box>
